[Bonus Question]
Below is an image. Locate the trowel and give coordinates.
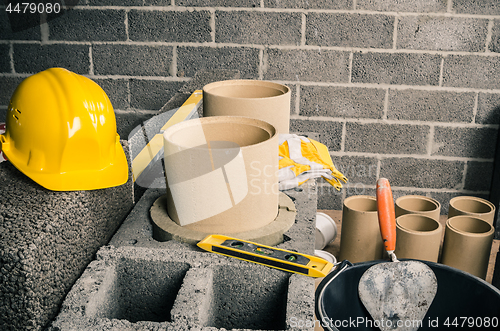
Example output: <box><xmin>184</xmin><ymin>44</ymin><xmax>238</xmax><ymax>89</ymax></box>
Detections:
<box><xmin>358</xmin><ymin>178</ymin><xmax>438</xmax><ymax>331</ymax></box>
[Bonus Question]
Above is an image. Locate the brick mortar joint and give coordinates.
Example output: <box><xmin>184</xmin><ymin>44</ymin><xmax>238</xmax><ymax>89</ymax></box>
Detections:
<box><xmin>315</xmin><ymin>181</ymin><xmax>491</xmax><ymax>195</ymax></box>
<box><xmin>290</xmin><ymin>115</ymin><xmax>500</xmax><ymax>129</ymax></box>
<box><xmin>327</xmin><ymin>150</ymin><xmax>495</xmax><ymax>163</ymax></box>
<box><xmin>61</xmin><ymin>6</ymin><xmax>500</xmax><ymax>19</ymax></box>
<box><xmin>3</xmin><ymin>41</ymin><xmax>500</xmax><ymax>58</ymax></box>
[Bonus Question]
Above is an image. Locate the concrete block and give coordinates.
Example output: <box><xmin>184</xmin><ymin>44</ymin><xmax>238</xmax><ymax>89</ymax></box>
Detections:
<box><xmin>50</xmin><ymin>245</ymin><xmax>314</xmax><ymax>331</ymax></box>
<box><xmin>345</xmin><ymin>122</ymin><xmax>430</xmax><ymax>154</ymax></box>
<box><xmin>94</xmin><ymin>78</ymin><xmax>129</xmax><ymax>110</ymax></box>
<box><xmin>397</xmin><ymin>16</ymin><xmax>488</xmax><ymax>52</ymax></box>
<box><xmin>306</xmin><ymin>13</ymin><xmax>393</xmax><ymax>48</ymax></box>
<box><xmin>264</xmin><ymin>49</ymin><xmax>350</xmax><ymax>82</ymax></box>
<box><xmin>48</xmin><ymin>9</ymin><xmax>126</xmax><ymax>41</ymax></box>
<box><xmin>290</xmin><ymin>119</ymin><xmax>343</xmax><ymax>151</ymax></box>
<box><xmin>489</xmin><ymin>20</ymin><xmax>500</xmax><ymax>53</ymax></box>
<box><xmin>0</xmin><ymin>76</ymin><xmax>23</xmax><ymax>108</ymax></box>
<box><xmin>443</xmin><ymin>55</ymin><xmax>500</xmax><ymax>89</ymax></box>
<box><xmin>0</xmin><ymin>108</ymin><xmax>6</xmax><ymax>123</ymax></box>
<box><xmin>317</xmin><ymin>183</ymin><xmax>344</xmax><ymax>210</ymax></box>
<box><xmin>336</xmin><ymin>155</ymin><xmax>378</xmax><ymax>185</ymax></box>
<box><xmin>0</xmin><ymin>9</ymin><xmax>41</xmax><ymax>40</ymax></box>
<box><xmin>0</xmin><ymin>142</ymin><xmax>134</xmax><ymax>331</ymax></box>
<box><xmin>453</xmin><ymin>0</ymin><xmax>500</xmax><ymax>15</ymax></box>
<box><xmin>490</xmin><ymin>126</ymin><xmax>500</xmax><ymax>237</ymax></box>
<box><xmin>129</xmin><ymin>10</ymin><xmax>211</xmax><ymax>43</ymax></box>
<box><xmin>115</xmin><ymin>111</ymin><xmax>152</xmax><ymax>142</ymax></box>
<box><xmin>465</xmin><ymin>161</ymin><xmax>495</xmax><ymax>192</ymax></box>
<box><xmin>432</xmin><ymin>126</ymin><xmax>498</xmax><ymax>159</ymax></box>
<box><xmin>357</xmin><ymin>0</ymin><xmax>447</xmax><ymax>12</ymax></box>
<box><xmin>177</xmin><ymin>0</ymin><xmax>260</xmax><ymax>6</ymax></box>
<box><xmin>300</xmin><ymin>86</ymin><xmax>385</xmax><ymax>119</ymax></box>
<box><xmin>352</xmin><ymin>52</ymin><xmax>441</xmax><ymax>86</ymax></box>
<box><xmin>388</xmin><ymin>89</ymin><xmax>475</xmax><ymax>123</ymax></box>
<box><xmin>215</xmin><ymin>11</ymin><xmax>302</xmax><ymax>46</ymax></box>
<box><xmin>93</xmin><ymin>44</ymin><xmax>173</xmax><ymax>76</ymax></box>
<box><xmin>129</xmin><ymin>79</ymin><xmax>184</xmax><ymax>111</ymax></box>
<box><xmin>177</xmin><ymin>69</ymin><xmax>241</xmax><ymax>95</ymax></box>
<box><xmin>379</xmin><ymin>157</ymin><xmax>465</xmax><ymax>189</ymax></box>
<box><xmin>0</xmin><ymin>44</ymin><xmax>10</xmax><ymax>73</ymax></box>
<box><xmin>13</xmin><ymin>44</ymin><xmax>90</xmax><ymax>74</ymax></box>
<box><xmin>177</xmin><ymin>46</ymin><xmax>259</xmax><ymax>78</ymax></box>
<box><xmin>210</xmin><ymin>266</ymin><xmax>290</xmax><ymax>329</ymax></box>
<box><xmin>67</xmin><ymin>180</ymin><xmax>317</xmax><ymax>329</ymax></box>
<box><xmin>265</xmin><ymin>0</ymin><xmax>352</xmax><ymax>9</ymax></box>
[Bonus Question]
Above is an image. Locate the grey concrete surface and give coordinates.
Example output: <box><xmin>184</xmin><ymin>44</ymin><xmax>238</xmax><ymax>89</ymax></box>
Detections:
<box><xmin>345</xmin><ymin>122</ymin><xmax>430</xmax><ymax>155</ymax></box>
<box><xmin>300</xmin><ymin>86</ymin><xmax>385</xmax><ymax>119</ymax></box>
<box><xmin>0</xmin><ymin>142</ymin><xmax>134</xmax><ymax>331</ymax></box>
<box><xmin>306</xmin><ymin>13</ymin><xmax>394</xmax><ymax>48</ymax></box>
<box><xmin>50</xmin><ymin>245</ymin><xmax>315</xmax><ymax>331</ymax></box>
<box><xmin>388</xmin><ymin>90</ymin><xmax>476</xmax><ymax>123</ymax></box>
<box><xmin>442</xmin><ymin>55</ymin><xmax>500</xmax><ymax>89</ymax></box>
<box><xmin>263</xmin><ymin>49</ymin><xmax>350</xmax><ymax>82</ymax></box>
<box><xmin>352</xmin><ymin>52</ymin><xmax>442</xmax><ymax>86</ymax></box>
<box><xmin>215</xmin><ymin>11</ymin><xmax>302</xmax><ymax>46</ymax></box>
<box><xmin>397</xmin><ymin>16</ymin><xmax>489</xmax><ymax>52</ymax></box>
<box><xmin>290</xmin><ymin>119</ymin><xmax>343</xmax><ymax>152</ymax></box>
<box><xmin>13</xmin><ymin>44</ymin><xmax>90</xmax><ymax>75</ymax></box>
<box><xmin>264</xmin><ymin>0</ymin><xmax>351</xmax><ymax>9</ymax></box>
<box><xmin>177</xmin><ymin>46</ymin><xmax>260</xmax><ymax>79</ymax></box>
<box><xmin>129</xmin><ymin>10</ymin><xmax>212</xmax><ymax>43</ymax></box>
<box><xmin>51</xmin><ymin>177</ymin><xmax>318</xmax><ymax>330</ymax></box>
<box><xmin>432</xmin><ymin>126</ymin><xmax>497</xmax><ymax>159</ymax></box>
<box><xmin>47</xmin><ymin>9</ymin><xmax>127</xmax><ymax>42</ymax></box>
<box><xmin>379</xmin><ymin>158</ymin><xmax>465</xmax><ymax>189</ymax></box>
<box><xmin>93</xmin><ymin>44</ymin><xmax>173</xmax><ymax>77</ymax></box>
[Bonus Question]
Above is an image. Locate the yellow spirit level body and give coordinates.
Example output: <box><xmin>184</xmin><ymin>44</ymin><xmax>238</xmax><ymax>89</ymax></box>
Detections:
<box><xmin>198</xmin><ymin>234</ymin><xmax>334</xmax><ymax>277</ymax></box>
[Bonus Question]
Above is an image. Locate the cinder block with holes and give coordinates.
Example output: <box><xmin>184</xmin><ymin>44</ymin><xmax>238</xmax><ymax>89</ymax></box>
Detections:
<box><xmin>50</xmin><ymin>180</ymin><xmax>318</xmax><ymax>331</ymax></box>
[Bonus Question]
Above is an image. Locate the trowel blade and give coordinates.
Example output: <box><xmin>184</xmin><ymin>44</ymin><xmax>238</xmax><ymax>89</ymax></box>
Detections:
<box><xmin>358</xmin><ymin>260</ymin><xmax>437</xmax><ymax>331</ymax></box>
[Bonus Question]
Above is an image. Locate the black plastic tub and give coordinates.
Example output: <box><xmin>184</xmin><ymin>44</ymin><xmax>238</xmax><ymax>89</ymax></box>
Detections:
<box><xmin>316</xmin><ymin>260</ymin><xmax>500</xmax><ymax>330</ymax></box>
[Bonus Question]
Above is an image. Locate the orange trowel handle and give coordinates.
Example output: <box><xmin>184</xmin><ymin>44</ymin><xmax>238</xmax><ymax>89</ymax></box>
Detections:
<box><xmin>376</xmin><ymin>178</ymin><xmax>396</xmax><ymax>252</ymax></box>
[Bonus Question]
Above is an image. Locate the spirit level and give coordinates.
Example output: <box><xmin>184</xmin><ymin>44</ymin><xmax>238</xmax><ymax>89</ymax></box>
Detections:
<box><xmin>198</xmin><ymin>234</ymin><xmax>334</xmax><ymax>278</ymax></box>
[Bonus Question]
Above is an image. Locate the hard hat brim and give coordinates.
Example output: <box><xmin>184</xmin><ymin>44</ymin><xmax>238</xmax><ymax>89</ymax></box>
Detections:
<box><xmin>2</xmin><ymin>137</ymin><xmax>129</xmax><ymax>191</ymax></box>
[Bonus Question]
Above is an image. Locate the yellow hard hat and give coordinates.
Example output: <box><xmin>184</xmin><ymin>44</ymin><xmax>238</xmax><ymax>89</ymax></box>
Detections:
<box><xmin>0</xmin><ymin>68</ymin><xmax>128</xmax><ymax>191</ymax></box>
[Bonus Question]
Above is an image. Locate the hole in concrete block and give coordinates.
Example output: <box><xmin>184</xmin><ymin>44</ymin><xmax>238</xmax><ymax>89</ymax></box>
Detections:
<box><xmin>209</xmin><ymin>266</ymin><xmax>290</xmax><ymax>330</ymax></box>
<box><xmin>92</xmin><ymin>259</ymin><xmax>190</xmax><ymax>323</ymax></box>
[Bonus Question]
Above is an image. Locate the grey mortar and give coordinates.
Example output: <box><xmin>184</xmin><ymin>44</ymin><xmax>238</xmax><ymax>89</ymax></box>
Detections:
<box><xmin>0</xmin><ymin>141</ymin><xmax>134</xmax><ymax>331</ymax></box>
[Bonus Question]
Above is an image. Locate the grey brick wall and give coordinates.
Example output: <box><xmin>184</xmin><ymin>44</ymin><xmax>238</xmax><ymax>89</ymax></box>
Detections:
<box><xmin>0</xmin><ymin>0</ymin><xmax>499</xmax><ymax>221</ymax></box>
